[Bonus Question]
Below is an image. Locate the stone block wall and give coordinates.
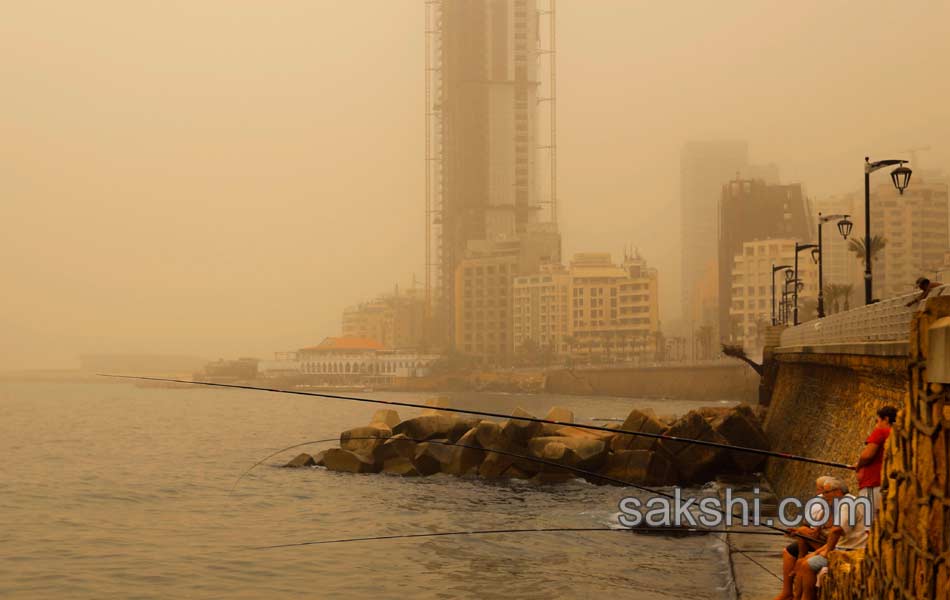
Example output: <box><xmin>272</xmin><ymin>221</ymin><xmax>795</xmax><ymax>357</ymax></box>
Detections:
<box><xmin>820</xmin><ymin>297</ymin><xmax>950</xmax><ymax>599</ymax></box>
<box><xmin>544</xmin><ymin>362</ymin><xmax>759</xmax><ymax>402</ymax></box>
<box><xmin>763</xmin><ymin>351</ymin><xmax>907</xmax><ymax>501</ymax></box>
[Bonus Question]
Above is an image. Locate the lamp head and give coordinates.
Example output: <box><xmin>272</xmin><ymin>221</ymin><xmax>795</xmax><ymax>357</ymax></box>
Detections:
<box><xmin>836</xmin><ymin>216</ymin><xmax>853</xmax><ymax>240</ymax></box>
<box><xmin>891</xmin><ymin>162</ymin><xmax>912</xmax><ymax>195</ymax></box>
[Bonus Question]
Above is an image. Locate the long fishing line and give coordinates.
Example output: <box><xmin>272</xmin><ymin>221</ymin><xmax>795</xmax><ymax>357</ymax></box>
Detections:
<box><xmin>238</xmin><ymin>435</ymin><xmax>819</xmax><ymax>545</ymax></box>
<box><xmin>245</xmin><ymin>526</ymin><xmax>782</xmax><ymax>551</ymax></box>
<box><xmin>101</xmin><ymin>374</ymin><xmax>851</xmax><ymax>469</ymax></box>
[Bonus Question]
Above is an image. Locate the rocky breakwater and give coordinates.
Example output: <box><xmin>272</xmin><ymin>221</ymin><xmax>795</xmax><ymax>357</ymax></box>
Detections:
<box><xmin>285</xmin><ymin>402</ymin><xmax>770</xmax><ymax>487</ymax></box>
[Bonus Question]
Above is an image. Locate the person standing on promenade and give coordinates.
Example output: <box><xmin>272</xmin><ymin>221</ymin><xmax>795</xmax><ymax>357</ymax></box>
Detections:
<box><xmin>854</xmin><ymin>405</ymin><xmax>897</xmax><ymax>515</ymax></box>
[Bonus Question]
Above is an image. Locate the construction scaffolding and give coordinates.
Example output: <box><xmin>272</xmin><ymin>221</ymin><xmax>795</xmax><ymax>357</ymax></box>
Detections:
<box><xmin>425</xmin><ymin>0</ymin><xmax>557</xmax><ymax>349</ymax></box>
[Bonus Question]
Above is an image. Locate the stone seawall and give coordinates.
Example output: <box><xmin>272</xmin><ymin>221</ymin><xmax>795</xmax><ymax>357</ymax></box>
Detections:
<box><xmin>762</xmin><ymin>297</ymin><xmax>950</xmax><ymax>599</ymax></box>
<box><xmin>545</xmin><ymin>362</ymin><xmax>759</xmax><ymax>403</ymax></box>
<box><xmin>819</xmin><ymin>297</ymin><xmax>950</xmax><ymax>599</ymax></box>
<box><xmin>763</xmin><ymin>351</ymin><xmax>907</xmax><ymax>501</ymax></box>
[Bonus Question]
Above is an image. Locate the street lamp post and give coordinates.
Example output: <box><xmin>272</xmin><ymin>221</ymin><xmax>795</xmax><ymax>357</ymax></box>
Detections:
<box><xmin>863</xmin><ymin>157</ymin><xmax>913</xmax><ymax>304</ymax></box>
<box><xmin>794</xmin><ymin>243</ymin><xmax>818</xmax><ymax>325</ymax></box>
<box><xmin>816</xmin><ymin>213</ymin><xmax>853</xmax><ymax>318</ymax></box>
<box><xmin>786</xmin><ymin>278</ymin><xmax>803</xmax><ymax>324</ymax></box>
<box><xmin>771</xmin><ymin>264</ymin><xmax>792</xmax><ymax>325</ymax></box>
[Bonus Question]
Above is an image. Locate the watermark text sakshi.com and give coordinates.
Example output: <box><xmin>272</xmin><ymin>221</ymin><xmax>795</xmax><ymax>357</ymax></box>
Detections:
<box><xmin>617</xmin><ymin>488</ymin><xmax>871</xmax><ymax>528</ymax></box>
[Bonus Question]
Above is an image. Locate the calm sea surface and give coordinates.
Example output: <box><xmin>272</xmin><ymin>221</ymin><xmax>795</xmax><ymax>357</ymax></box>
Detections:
<box><xmin>0</xmin><ymin>382</ymin><xmax>741</xmax><ymax>599</ymax></box>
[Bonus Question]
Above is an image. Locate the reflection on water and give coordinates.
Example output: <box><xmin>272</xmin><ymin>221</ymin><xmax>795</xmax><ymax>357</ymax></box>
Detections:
<box><xmin>0</xmin><ymin>382</ymin><xmax>738</xmax><ymax>599</ymax></box>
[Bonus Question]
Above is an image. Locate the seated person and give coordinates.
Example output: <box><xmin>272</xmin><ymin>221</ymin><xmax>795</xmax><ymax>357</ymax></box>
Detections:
<box><xmin>772</xmin><ymin>476</ymin><xmax>831</xmax><ymax>600</ymax></box>
<box><xmin>906</xmin><ymin>277</ymin><xmax>943</xmax><ymax>307</ymax></box>
<box><xmin>793</xmin><ymin>478</ymin><xmax>868</xmax><ymax>600</ymax></box>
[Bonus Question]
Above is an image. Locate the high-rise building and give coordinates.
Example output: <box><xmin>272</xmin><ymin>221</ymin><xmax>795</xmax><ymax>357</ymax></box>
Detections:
<box><xmin>868</xmin><ymin>173</ymin><xmax>949</xmax><ymax>298</ymax></box>
<box><xmin>341</xmin><ymin>290</ymin><xmax>426</xmax><ymax>350</ymax></box>
<box><xmin>718</xmin><ymin>178</ymin><xmax>812</xmax><ymax>339</ymax></box>
<box><xmin>680</xmin><ymin>140</ymin><xmax>749</xmax><ymax>330</ymax></box>
<box><xmin>426</xmin><ymin>1</ymin><xmax>558</xmax><ymax>349</ymax></box>
<box><xmin>728</xmin><ymin>238</ymin><xmax>818</xmax><ymax>352</ymax></box>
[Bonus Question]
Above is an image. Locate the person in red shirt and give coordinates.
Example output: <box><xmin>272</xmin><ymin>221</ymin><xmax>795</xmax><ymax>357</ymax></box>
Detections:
<box><xmin>854</xmin><ymin>405</ymin><xmax>897</xmax><ymax>515</ymax></box>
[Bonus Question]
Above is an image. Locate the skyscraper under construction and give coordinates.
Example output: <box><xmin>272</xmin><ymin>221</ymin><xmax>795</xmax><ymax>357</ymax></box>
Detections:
<box><xmin>426</xmin><ymin>0</ymin><xmax>559</xmax><ymax>349</ymax></box>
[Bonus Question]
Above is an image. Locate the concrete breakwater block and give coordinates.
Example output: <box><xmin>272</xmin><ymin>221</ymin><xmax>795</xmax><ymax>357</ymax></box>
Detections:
<box><xmin>323</xmin><ymin>448</ymin><xmax>379</xmax><ymax>474</ymax></box>
<box><xmin>596</xmin><ymin>449</ymin><xmax>678</xmax><ymax>486</ymax></box>
<box><xmin>340</xmin><ymin>424</ymin><xmax>392</xmax><ymax>455</ymax></box>
<box><xmin>393</xmin><ymin>414</ymin><xmax>479</xmax><ymax>443</ymax></box>
<box><xmin>710</xmin><ymin>404</ymin><xmax>770</xmax><ymax>472</ymax></box>
<box><xmin>309</xmin><ymin>403</ymin><xmax>768</xmax><ymax>487</ymax></box>
<box><xmin>610</xmin><ymin>409</ymin><xmax>666</xmax><ymax>452</ymax></box>
<box><xmin>284</xmin><ymin>453</ymin><xmax>316</xmax><ymax>468</ymax></box>
<box><xmin>657</xmin><ymin>412</ymin><xmax>729</xmax><ymax>483</ymax></box>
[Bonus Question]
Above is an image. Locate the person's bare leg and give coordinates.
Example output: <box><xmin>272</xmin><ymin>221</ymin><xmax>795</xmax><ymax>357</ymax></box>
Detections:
<box><xmin>796</xmin><ymin>559</ymin><xmax>818</xmax><ymax>600</ymax></box>
<box><xmin>771</xmin><ymin>548</ymin><xmax>796</xmax><ymax>600</ymax></box>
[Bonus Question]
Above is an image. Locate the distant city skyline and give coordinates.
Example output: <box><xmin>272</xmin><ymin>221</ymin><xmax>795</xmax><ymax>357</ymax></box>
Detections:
<box><xmin>3</xmin><ymin>1</ymin><xmax>949</xmax><ymax>369</ymax></box>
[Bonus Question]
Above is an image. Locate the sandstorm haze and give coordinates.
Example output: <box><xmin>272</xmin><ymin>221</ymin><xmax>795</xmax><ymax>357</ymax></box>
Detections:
<box><xmin>3</xmin><ymin>1</ymin><xmax>948</xmax><ymax>370</ymax></box>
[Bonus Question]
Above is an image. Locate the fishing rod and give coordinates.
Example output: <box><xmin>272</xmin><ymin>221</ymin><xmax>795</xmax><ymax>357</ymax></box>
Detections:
<box><xmin>235</xmin><ymin>436</ymin><xmax>794</xmax><ymax>582</ymax></box>
<box><xmin>235</xmin><ymin>435</ymin><xmax>821</xmax><ymax>545</ymax></box>
<box><xmin>101</xmin><ymin>374</ymin><xmax>851</xmax><ymax>470</ymax></box>
<box><xmin>247</xmin><ymin>526</ymin><xmax>782</xmax><ymax>550</ymax></box>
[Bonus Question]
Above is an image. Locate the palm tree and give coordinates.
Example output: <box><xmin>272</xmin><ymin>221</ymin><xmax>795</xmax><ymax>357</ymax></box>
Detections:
<box><xmin>848</xmin><ymin>235</ymin><xmax>887</xmax><ymax>267</ymax></box>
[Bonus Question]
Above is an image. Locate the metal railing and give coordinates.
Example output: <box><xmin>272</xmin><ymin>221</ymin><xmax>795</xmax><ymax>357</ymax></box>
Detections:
<box><xmin>778</xmin><ymin>286</ymin><xmax>950</xmax><ymax>347</ymax></box>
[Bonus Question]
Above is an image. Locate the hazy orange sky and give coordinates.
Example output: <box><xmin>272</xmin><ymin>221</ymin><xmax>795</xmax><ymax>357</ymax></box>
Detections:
<box><xmin>3</xmin><ymin>1</ymin><xmax>949</xmax><ymax>369</ymax></box>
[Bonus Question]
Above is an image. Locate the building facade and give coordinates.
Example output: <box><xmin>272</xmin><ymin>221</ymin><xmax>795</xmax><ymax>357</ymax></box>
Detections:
<box><xmin>341</xmin><ymin>290</ymin><xmax>426</xmax><ymax>350</ymax></box>
<box><xmin>453</xmin><ymin>229</ymin><xmax>561</xmax><ymax>362</ymax></box>
<box><xmin>511</xmin><ymin>252</ymin><xmax>660</xmax><ymax>362</ymax></box>
<box><xmin>427</xmin><ymin>0</ymin><xmax>558</xmax><ymax>347</ymax></box>
<box><xmin>868</xmin><ymin>175</ymin><xmax>949</xmax><ymax>299</ymax></box>
<box><xmin>298</xmin><ymin>337</ymin><xmax>438</xmax><ymax>384</ymax></box>
<box><xmin>680</xmin><ymin>140</ymin><xmax>749</xmax><ymax>328</ymax></box>
<box><xmin>512</xmin><ymin>263</ymin><xmax>570</xmax><ymax>354</ymax></box>
<box><xmin>728</xmin><ymin>238</ymin><xmax>818</xmax><ymax>351</ymax></box>
<box><xmin>718</xmin><ymin>177</ymin><xmax>812</xmax><ymax>338</ymax></box>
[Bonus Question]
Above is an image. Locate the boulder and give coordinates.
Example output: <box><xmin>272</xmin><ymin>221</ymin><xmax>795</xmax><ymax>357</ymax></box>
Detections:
<box><xmin>501</xmin><ymin>407</ymin><xmax>543</xmax><ymax>444</ymax></box>
<box><xmin>610</xmin><ymin>409</ymin><xmax>667</xmax><ymax>452</ymax></box>
<box><xmin>412</xmin><ymin>441</ymin><xmax>456</xmax><ymax>476</ymax></box>
<box><xmin>373</xmin><ymin>433</ymin><xmax>418</xmax><ymax>464</ymax></box>
<box><xmin>528</xmin><ymin>436</ymin><xmax>608</xmax><ymax>470</ymax></box>
<box><xmin>711</xmin><ymin>404</ymin><xmax>769</xmax><ymax>472</ymax></box>
<box><xmin>596</xmin><ymin>449</ymin><xmax>678</xmax><ymax>486</ymax></box>
<box><xmin>477</xmin><ymin>443</ymin><xmax>542</xmax><ymax>478</ymax></box>
<box><xmin>340</xmin><ymin>424</ymin><xmax>392</xmax><ymax>455</ymax></box>
<box><xmin>553</xmin><ymin>425</ymin><xmax>616</xmax><ymax>442</ymax></box>
<box><xmin>533</xmin><ymin>466</ymin><xmax>576</xmax><ymax>484</ymax></box>
<box><xmin>474</xmin><ymin>420</ymin><xmax>505</xmax><ymax>448</ymax></box>
<box><xmin>478</xmin><ymin>451</ymin><xmax>515</xmax><ymax>480</ymax></box>
<box><xmin>545</xmin><ymin>406</ymin><xmax>575</xmax><ymax>424</ymax></box>
<box><xmin>370</xmin><ymin>409</ymin><xmax>401</xmax><ymax>429</ymax></box>
<box><xmin>446</xmin><ymin>428</ymin><xmax>484</xmax><ymax>476</ymax></box>
<box><xmin>381</xmin><ymin>456</ymin><xmax>420</xmax><ymax>477</ymax></box>
<box><xmin>503</xmin><ymin>465</ymin><xmax>534</xmax><ymax>480</ymax></box>
<box><xmin>657</xmin><ymin>412</ymin><xmax>729</xmax><ymax>483</ymax></box>
<box><xmin>695</xmin><ymin>406</ymin><xmax>733</xmax><ymax>422</ymax></box>
<box><xmin>323</xmin><ymin>448</ymin><xmax>379</xmax><ymax>474</ymax></box>
<box><xmin>540</xmin><ymin>406</ymin><xmax>575</xmax><ymax>435</ymax></box>
<box><xmin>313</xmin><ymin>450</ymin><xmax>327</xmax><ymax>467</ymax></box>
<box><xmin>393</xmin><ymin>414</ymin><xmax>478</xmax><ymax>443</ymax></box>
<box><xmin>284</xmin><ymin>453</ymin><xmax>316</xmax><ymax>468</ymax></box>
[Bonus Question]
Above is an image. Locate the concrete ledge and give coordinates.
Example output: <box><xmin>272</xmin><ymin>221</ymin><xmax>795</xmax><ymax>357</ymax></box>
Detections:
<box><xmin>772</xmin><ymin>341</ymin><xmax>908</xmax><ymax>357</ymax></box>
